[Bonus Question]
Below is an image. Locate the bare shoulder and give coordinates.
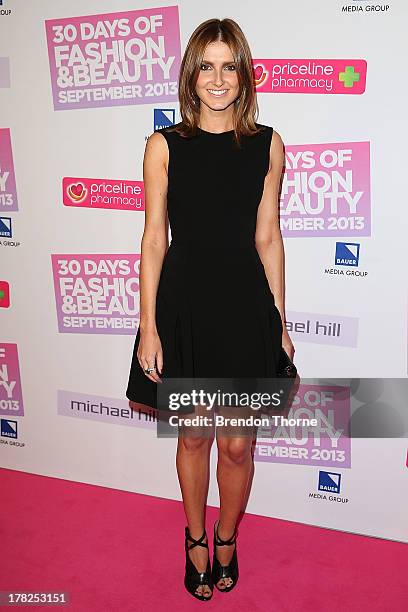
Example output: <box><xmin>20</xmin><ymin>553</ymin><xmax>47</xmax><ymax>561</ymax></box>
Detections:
<box><xmin>268</xmin><ymin>128</ymin><xmax>284</xmax><ymax>172</ymax></box>
<box><xmin>270</xmin><ymin>128</ymin><xmax>284</xmax><ymax>153</ymax></box>
<box><xmin>145</xmin><ymin>130</ymin><xmax>168</xmax><ymax>152</ymax></box>
<box><xmin>144</xmin><ymin>131</ymin><xmax>169</xmax><ymax>169</ymax></box>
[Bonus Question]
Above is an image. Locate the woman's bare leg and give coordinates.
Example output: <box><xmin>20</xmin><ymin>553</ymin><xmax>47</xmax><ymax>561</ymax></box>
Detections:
<box><xmin>176</xmin><ymin>405</ymin><xmax>214</xmax><ymax>598</ymax></box>
<box><xmin>215</xmin><ymin>410</ymin><xmax>254</xmax><ymax>589</ymax></box>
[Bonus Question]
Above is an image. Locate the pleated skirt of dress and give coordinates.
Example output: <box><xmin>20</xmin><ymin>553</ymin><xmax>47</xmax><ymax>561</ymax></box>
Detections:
<box><xmin>125</xmin><ymin>242</ymin><xmax>283</xmax><ymax>412</ymax></box>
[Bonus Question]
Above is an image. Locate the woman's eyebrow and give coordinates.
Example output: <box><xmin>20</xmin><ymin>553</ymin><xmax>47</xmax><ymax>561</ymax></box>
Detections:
<box><xmin>201</xmin><ymin>60</ymin><xmax>236</xmax><ymax>65</ymax></box>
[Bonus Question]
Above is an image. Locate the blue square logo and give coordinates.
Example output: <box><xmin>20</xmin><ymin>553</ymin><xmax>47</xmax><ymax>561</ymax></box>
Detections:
<box><xmin>0</xmin><ymin>217</ymin><xmax>12</xmax><ymax>238</ymax></box>
<box><xmin>335</xmin><ymin>242</ymin><xmax>360</xmax><ymax>266</ymax></box>
<box><xmin>318</xmin><ymin>470</ymin><xmax>341</xmax><ymax>494</ymax></box>
<box><xmin>154</xmin><ymin>108</ymin><xmax>175</xmax><ymax>131</ymax></box>
<box><xmin>1</xmin><ymin>419</ymin><xmax>18</xmax><ymax>439</ymax></box>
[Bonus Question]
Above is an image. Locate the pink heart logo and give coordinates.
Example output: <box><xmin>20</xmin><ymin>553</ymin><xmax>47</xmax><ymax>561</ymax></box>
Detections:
<box><xmin>71</xmin><ymin>183</ymin><xmax>84</xmax><ymax>197</ymax></box>
<box><xmin>254</xmin><ymin>65</ymin><xmax>264</xmax><ymax>81</ymax></box>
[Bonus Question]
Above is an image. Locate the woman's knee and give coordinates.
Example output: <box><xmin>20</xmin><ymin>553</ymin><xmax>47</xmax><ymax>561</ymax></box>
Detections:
<box><xmin>178</xmin><ymin>432</ymin><xmax>212</xmax><ymax>453</ymax></box>
<box><xmin>217</xmin><ymin>438</ymin><xmax>252</xmax><ymax>464</ymax></box>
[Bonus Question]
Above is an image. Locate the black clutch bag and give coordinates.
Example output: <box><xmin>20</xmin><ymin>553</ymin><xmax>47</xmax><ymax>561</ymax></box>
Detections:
<box><xmin>261</xmin><ymin>348</ymin><xmax>297</xmax><ymax>416</ymax></box>
<box><xmin>277</xmin><ymin>347</ymin><xmax>297</xmax><ymax>378</ymax></box>
<box><xmin>268</xmin><ymin>347</ymin><xmax>297</xmax><ymax>414</ymax></box>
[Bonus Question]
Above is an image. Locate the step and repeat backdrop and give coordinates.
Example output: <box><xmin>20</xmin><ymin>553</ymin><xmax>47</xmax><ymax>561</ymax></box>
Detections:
<box><xmin>1</xmin><ymin>0</ymin><xmax>407</xmax><ymax>542</ymax></box>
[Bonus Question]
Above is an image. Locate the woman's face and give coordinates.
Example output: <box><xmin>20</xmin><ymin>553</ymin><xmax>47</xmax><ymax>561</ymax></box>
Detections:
<box><xmin>195</xmin><ymin>41</ymin><xmax>240</xmax><ymax>112</ymax></box>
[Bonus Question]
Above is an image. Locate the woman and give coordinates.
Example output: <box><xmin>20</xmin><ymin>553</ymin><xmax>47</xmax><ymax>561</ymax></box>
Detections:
<box><xmin>126</xmin><ymin>17</ymin><xmax>295</xmax><ymax>600</ymax></box>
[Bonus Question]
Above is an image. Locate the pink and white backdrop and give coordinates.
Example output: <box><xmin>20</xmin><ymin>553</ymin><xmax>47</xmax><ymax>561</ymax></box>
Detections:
<box><xmin>1</xmin><ymin>0</ymin><xmax>407</xmax><ymax>542</ymax></box>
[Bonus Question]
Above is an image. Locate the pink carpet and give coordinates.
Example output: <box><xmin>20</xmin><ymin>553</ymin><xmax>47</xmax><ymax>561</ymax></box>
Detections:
<box><xmin>0</xmin><ymin>467</ymin><xmax>407</xmax><ymax>611</ymax></box>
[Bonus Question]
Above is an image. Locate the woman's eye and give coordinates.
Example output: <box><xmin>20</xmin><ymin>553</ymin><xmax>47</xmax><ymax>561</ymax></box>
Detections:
<box><xmin>200</xmin><ymin>63</ymin><xmax>236</xmax><ymax>71</ymax></box>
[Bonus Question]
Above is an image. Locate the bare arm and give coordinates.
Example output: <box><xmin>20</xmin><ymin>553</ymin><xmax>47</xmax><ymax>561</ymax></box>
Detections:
<box><xmin>139</xmin><ymin>132</ymin><xmax>169</xmax><ymax>332</ymax></box>
<box><xmin>254</xmin><ymin>129</ymin><xmax>294</xmax><ymax>358</ymax></box>
<box><xmin>136</xmin><ymin>132</ymin><xmax>169</xmax><ymax>381</ymax></box>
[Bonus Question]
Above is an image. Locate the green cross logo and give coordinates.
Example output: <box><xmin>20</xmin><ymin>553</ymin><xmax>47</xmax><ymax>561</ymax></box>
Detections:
<box><xmin>339</xmin><ymin>66</ymin><xmax>360</xmax><ymax>88</ymax></box>
<box><xmin>0</xmin><ymin>290</ymin><xmax>4</xmax><ymax>300</ymax></box>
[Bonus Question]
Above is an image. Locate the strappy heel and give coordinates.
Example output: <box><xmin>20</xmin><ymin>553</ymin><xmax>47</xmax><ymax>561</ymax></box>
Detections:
<box><xmin>184</xmin><ymin>526</ymin><xmax>214</xmax><ymax>601</ymax></box>
<box><xmin>212</xmin><ymin>519</ymin><xmax>239</xmax><ymax>592</ymax></box>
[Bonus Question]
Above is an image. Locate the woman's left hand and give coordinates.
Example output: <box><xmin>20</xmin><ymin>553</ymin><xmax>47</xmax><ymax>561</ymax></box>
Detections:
<box><xmin>282</xmin><ymin>329</ymin><xmax>295</xmax><ymax>361</ymax></box>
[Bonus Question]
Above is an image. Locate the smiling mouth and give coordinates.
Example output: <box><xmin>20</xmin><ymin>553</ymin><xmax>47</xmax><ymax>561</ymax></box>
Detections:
<box><xmin>207</xmin><ymin>89</ymin><xmax>228</xmax><ymax>96</ymax></box>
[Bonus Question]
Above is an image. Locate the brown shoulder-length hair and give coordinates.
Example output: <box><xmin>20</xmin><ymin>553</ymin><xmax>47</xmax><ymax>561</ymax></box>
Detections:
<box><xmin>167</xmin><ymin>18</ymin><xmax>263</xmax><ymax>146</ymax></box>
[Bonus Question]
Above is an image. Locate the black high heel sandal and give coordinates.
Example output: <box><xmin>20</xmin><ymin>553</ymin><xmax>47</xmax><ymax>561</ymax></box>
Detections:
<box><xmin>184</xmin><ymin>526</ymin><xmax>214</xmax><ymax>601</ymax></box>
<box><xmin>212</xmin><ymin>519</ymin><xmax>239</xmax><ymax>592</ymax></box>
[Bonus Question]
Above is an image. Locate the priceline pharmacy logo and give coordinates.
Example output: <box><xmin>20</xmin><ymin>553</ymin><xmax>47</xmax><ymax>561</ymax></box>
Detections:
<box><xmin>63</xmin><ymin>177</ymin><xmax>144</xmax><ymax>211</ymax></box>
<box><xmin>253</xmin><ymin>59</ymin><xmax>366</xmax><ymax>94</ymax></box>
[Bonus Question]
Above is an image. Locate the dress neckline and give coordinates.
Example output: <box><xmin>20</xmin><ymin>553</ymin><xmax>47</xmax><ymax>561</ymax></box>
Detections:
<box><xmin>197</xmin><ymin>126</ymin><xmax>235</xmax><ymax>135</ymax></box>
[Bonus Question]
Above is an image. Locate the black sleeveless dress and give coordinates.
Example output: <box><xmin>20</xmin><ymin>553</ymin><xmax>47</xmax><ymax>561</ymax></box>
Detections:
<box><xmin>126</xmin><ymin>122</ymin><xmax>283</xmax><ymax>410</ymax></box>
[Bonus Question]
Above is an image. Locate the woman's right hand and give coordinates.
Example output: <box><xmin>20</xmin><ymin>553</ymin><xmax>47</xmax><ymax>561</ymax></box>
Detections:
<box><xmin>137</xmin><ymin>327</ymin><xmax>163</xmax><ymax>383</ymax></box>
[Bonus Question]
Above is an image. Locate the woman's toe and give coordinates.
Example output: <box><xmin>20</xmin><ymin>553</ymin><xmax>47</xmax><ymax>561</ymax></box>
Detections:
<box><xmin>196</xmin><ymin>585</ymin><xmax>211</xmax><ymax>598</ymax></box>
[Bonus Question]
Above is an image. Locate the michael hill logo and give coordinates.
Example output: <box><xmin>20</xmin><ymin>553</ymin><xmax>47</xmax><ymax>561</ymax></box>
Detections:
<box><xmin>285</xmin><ymin>310</ymin><xmax>359</xmax><ymax>347</ymax></box>
<box><xmin>63</xmin><ymin>177</ymin><xmax>144</xmax><ymax>211</ymax></box>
